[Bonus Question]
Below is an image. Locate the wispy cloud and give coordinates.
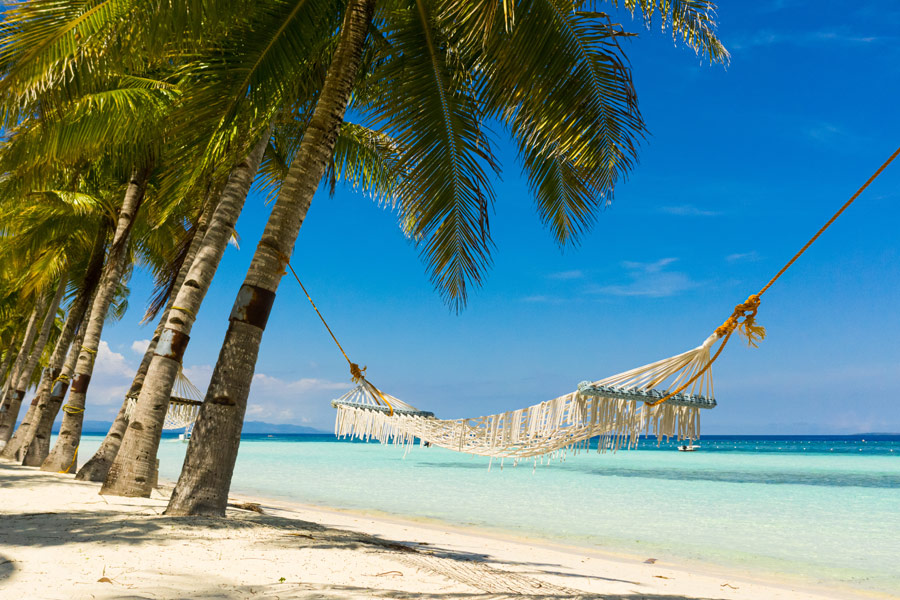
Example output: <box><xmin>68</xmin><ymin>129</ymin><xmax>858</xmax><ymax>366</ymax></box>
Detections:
<box><xmin>520</xmin><ymin>295</ymin><xmax>564</xmax><ymax>304</ymax></box>
<box><xmin>726</xmin><ymin>251</ymin><xmax>760</xmax><ymax>263</ymax></box>
<box><xmin>252</xmin><ymin>373</ymin><xmax>352</xmax><ymax>394</ymax></box>
<box><xmin>244</xmin><ymin>374</ymin><xmax>353</xmax><ymax>426</ymax></box>
<box><xmin>587</xmin><ymin>258</ymin><xmax>698</xmax><ymax>298</ymax></box>
<box><xmin>130</xmin><ymin>339</ymin><xmax>151</xmax><ymax>354</ymax></box>
<box><xmin>547</xmin><ymin>269</ymin><xmax>584</xmax><ymax>280</ymax></box>
<box><xmin>732</xmin><ymin>29</ymin><xmax>889</xmax><ymax>51</ymax></box>
<box><xmin>659</xmin><ymin>205</ymin><xmax>720</xmax><ymax>217</ymax></box>
<box><xmin>807</xmin><ymin>122</ymin><xmax>843</xmax><ymax>142</ymax></box>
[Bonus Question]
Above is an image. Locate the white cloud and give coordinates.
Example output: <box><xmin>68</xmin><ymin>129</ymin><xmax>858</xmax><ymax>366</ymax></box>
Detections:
<box><xmin>95</xmin><ymin>341</ymin><xmax>135</xmax><ymax>378</ymax></box>
<box><xmin>587</xmin><ymin>258</ymin><xmax>698</xmax><ymax>298</ymax></box>
<box><xmin>520</xmin><ymin>295</ymin><xmax>564</xmax><ymax>304</ymax></box>
<box><xmin>726</xmin><ymin>251</ymin><xmax>760</xmax><ymax>263</ymax></box>
<box><xmin>732</xmin><ymin>29</ymin><xmax>888</xmax><ymax>51</ymax></box>
<box><xmin>243</xmin><ymin>373</ymin><xmax>352</xmax><ymax>428</ymax></box>
<box><xmin>181</xmin><ymin>364</ymin><xmax>213</xmax><ymax>394</ymax></box>
<box><xmin>83</xmin><ymin>340</ymin><xmax>137</xmax><ymax>412</ymax></box>
<box><xmin>659</xmin><ymin>205</ymin><xmax>720</xmax><ymax>217</ymax></box>
<box><xmin>547</xmin><ymin>270</ymin><xmax>584</xmax><ymax>280</ymax></box>
<box><xmin>251</xmin><ymin>373</ymin><xmax>351</xmax><ymax>394</ymax></box>
<box><xmin>131</xmin><ymin>339</ymin><xmax>151</xmax><ymax>354</ymax></box>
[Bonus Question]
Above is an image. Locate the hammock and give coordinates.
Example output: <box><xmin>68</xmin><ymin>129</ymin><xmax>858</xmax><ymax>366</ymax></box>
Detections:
<box><xmin>332</xmin><ymin>332</ymin><xmax>719</xmax><ymax>458</ymax></box>
<box><xmin>124</xmin><ymin>368</ymin><xmax>203</xmax><ymax>432</ymax></box>
<box><xmin>300</xmin><ymin>147</ymin><xmax>897</xmax><ymax>461</ymax></box>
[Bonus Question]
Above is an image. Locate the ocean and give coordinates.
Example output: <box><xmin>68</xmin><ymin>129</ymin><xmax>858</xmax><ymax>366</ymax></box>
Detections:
<box><xmin>74</xmin><ymin>433</ymin><xmax>900</xmax><ymax>597</ymax></box>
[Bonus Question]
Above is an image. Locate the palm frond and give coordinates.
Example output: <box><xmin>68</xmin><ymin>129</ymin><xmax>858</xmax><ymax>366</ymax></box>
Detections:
<box><xmin>365</xmin><ymin>0</ymin><xmax>500</xmax><ymax>310</ymax></box>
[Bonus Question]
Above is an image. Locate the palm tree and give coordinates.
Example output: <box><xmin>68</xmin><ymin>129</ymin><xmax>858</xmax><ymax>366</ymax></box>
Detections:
<box><xmin>0</xmin><ymin>297</ymin><xmax>45</xmax><ymax>420</ymax></box>
<box><xmin>0</xmin><ymin>272</ymin><xmax>67</xmax><ymax>445</ymax></box>
<box><xmin>75</xmin><ymin>191</ymin><xmax>219</xmax><ymax>481</ymax></box>
<box><xmin>164</xmin><ymin>0</ymin><xmax>727</xmax><ymax>516</ymax></box>
<box><xmin>1</xmin><ymin>205</ymin><xmax>111</xmax><ymax>462</ymax></box>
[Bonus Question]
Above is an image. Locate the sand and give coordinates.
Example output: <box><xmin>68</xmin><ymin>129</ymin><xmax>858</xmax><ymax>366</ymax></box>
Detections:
<box><xmin>0</xmin><ymin>462</ymin><xmax>878</xmax><ymax>600</ymax></box>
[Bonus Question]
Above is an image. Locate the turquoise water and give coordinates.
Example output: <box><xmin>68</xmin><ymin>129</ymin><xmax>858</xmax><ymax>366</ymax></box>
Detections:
<box><xmin>75</xmin><ymin>434</ymin><xmax>900</xmax><ymax>596</ymax></box>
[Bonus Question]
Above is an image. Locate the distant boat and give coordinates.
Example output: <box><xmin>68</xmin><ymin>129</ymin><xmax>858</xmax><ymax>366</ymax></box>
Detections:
<box><xmin>178</xmin><ymin>432</ymin><xmax>191</xmax><ymax>443</ymax></box>
<box><xmin>678</xmin><ymin>444</ymin><xmax>699</xmax><ymax>452</ymax></box>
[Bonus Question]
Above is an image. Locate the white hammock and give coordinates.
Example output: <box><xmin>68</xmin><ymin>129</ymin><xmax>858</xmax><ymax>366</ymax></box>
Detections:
<box><xmin>333</xmin><ymin>332</ymin><xmax>720</xmax><ymax>459</ymax></box>
<box><xmin>125</xmin><ymin>368</ymin><xmax>203</xmax><ymax>432</ymax></box>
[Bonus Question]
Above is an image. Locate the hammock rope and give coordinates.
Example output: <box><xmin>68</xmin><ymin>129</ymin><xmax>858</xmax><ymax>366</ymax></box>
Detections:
<box><xmin>286</xmin><ymin>146</ymin><xmax>900</xmax><ymax>459</ymax></box>
<box><xmin>648</xmin><ymin>145</ymin><xmax>900</xmax><ymax>408</ymax></box>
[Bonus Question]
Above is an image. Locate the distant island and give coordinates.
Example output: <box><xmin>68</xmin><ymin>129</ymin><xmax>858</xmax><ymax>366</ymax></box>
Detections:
<box><xmin>56</xmin><ymin>420</ymin><xmax>326</xmax><ymax>435</ymax></box>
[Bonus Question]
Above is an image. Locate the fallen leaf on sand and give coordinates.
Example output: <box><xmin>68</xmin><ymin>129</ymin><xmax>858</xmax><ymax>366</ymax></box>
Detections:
<box><xmin>228</xmin><ymin>502</ymin><xmax>264</xmax><ymax>514</ymax></box>
<box><xmin>643</xmin><ymin>558</ymin><xmax>657</xmax><ymax>564</ymax></box>
<box><xmin>375</xmin><ymin>571</ymin><xmax>404</xmax><ymax>577</ymax></box>
<box><xmin>653</xmin><ymin>575</ymin><xmax>670</xmax><ymax>579</ymax></box>
<box><xmin>721</xmin><ymin>583</ymin><xmax>739</xmax><ymax>589</ymax></box>
<box><xmin>97</xmin><ymin>577</ymin><xmax>113</xmax><ymax>584</ymax></box>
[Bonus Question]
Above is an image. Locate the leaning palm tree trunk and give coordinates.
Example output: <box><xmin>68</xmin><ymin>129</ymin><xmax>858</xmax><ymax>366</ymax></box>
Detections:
<box><xmin>165</xmin><ymin>0</ymin><xmax>376</xmax><ymax>516</ymax></box>
<box><xmin>0</xmin><ymin>295</ymin><xmax>47</xmax><ymax>444</ymax></box>
<box><xmin>22</xmin><ymin>320</ymin><xmax>88</xmax><ymax>466</ymax></box>
<box><xmin>15</xmin><ymin>228</ymin><xmax>108</xmax><ymax>465</ymax></box>
<box><xmin>41</xmin><ymin>167</ymin><xmax>151</xmax><ymax>473</ymax></box>
<box><xmin>77</xmin><ymin>196</ymin><xmax>218</xmax><ymax>482</ymax></box>
<box><xmin>0</xmin><ymin>332</ymin><xmax>20</xmax><ymax>386</ymax></box>
<box><xmin>0</xmin><ymin>271</ymin><xmax>69</xmax><ymax>453</ymax></box>
<box><xmin>104</xmin><ymin>132</ymin><xmax>270</xmax><ymax>497</ymax></box>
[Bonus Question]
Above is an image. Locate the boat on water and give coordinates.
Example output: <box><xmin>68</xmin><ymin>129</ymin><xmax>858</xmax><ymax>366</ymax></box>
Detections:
<box><xmin>678</xmin><ymin>444</ymin><xmax>699</xmax><ymax>452</ymax></box>
<box><xmin>178</xmin><ymin>432</ymin><xmax>191</xmax><ymax>443</ymax></box>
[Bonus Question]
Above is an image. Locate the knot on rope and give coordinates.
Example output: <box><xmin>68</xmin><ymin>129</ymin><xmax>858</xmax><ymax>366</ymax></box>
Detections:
<box><xmin>350</xmin><ymin>363</ymin><xmax>367</xmax><ymax>383</ymax></box>
<box><xmin>715</xmin><ymin>294</ymin><xmax>766</xmax><ymax>347</ymax></box>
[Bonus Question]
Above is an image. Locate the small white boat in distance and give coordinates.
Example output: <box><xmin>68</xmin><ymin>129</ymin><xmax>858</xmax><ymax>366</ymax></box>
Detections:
<box><xmin>178</xmin><ymin>432</ymin><xmax>191</xmax><ymax>443</ymax></box>
<box><xmin>678</xmin><ymin>444</ymin><xmax>699</xmax><ymax>452</ymax></box>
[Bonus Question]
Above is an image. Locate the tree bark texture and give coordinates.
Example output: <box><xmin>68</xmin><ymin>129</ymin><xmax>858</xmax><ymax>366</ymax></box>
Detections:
<box><xmin>41</xmin><ymin>167</ymin><xmax>150</xmax><ymax>473</ymax></box>
<box><xmin>165</xmin><ymin>0</ymin><xmax>376</xmax><ymax>516</ymax></box>
<box><xmin>0</xmin><ymin>333</ymin><xmax>18</xmax><ymax>387</ymax></box>
<box><xmin>79</xmin><ymin>189</ymin><xmax>218</xmax><ymax>483</ymax></box>
<box><xmin>0</xmin><ymin>297</ymin><xmax>46</xmax><ymax>448</ymax></box>
<box><xmin>0</xmin><ymin>272</ymin><xmax>69</xmax><ymax>456</ymax></box>
<box><xmin>22</xmin><ymin>324</ymin><xmax>87</xmax><ymax>466</ymax></box>
<box><xmin>103</xmin><ymin>132</ymin><xmax>270</xmax><ymax>497</ymax></box>
<box><xmin>14</xmin><ymin>229</ymin><xmax>108</xmax><ymax>465</ymax></box>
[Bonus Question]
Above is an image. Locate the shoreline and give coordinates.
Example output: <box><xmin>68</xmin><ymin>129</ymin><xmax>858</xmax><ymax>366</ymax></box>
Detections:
<box><xmin>221</xmin><ymin>482</ymin><xmax>892</xmax><ymax>600</ymax></box>
<box><xmin>1</xmin><ymin>461</ymin><xmax>885</xmax><ymax>599</ymax></box>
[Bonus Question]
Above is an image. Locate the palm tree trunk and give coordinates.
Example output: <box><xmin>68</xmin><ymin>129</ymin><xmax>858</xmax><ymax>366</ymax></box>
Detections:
<box><xmin>22</xmin><ymin>321</ymin><xmax>87</xmax><ymax>466</ymax></box>
<box><xmin>41</xmin><ymin>166</ymin><xmax>151</xmax><ymax>473</ymax></box>
<box><xmin>103</xmin><ymin>131</ymin><xmax>270</xmax><ymax>497</ymax></box>
<box><xmin>0</xmin><ymin>296</ymin><xmax>46</xmax><ymax>447</ymax></box>
<box><xmin>15</xmin><ymin>227</ymin><xmax>108</xmax><ymax>465</ymax></box>
<box><xmin>165</xmin><ymin>0</ymin><xmax>376</xmax><ymax>517</ymax></box>
<box><xmin>0</xmin><ymin>271</ymin><xmax>69</xmax><ymax>455</ymax></box>
<box><xmin>76</xmin><ymin>195</ymin><xmax>216</xmax><ymax>482</ymax></box>
<box><xmin>0</xmin><ymin>333</ymin><xmax>19</xmax><ymax>386</ymax></box>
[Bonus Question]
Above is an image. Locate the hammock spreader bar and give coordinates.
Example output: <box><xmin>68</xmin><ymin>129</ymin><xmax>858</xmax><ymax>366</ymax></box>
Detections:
<box><xmin>576</xmin><ymin>383</ymin><xmax>716</xmax><ymax>409</ymax></box>
<box><xmin>123</xmin><ymin>368</ymin><xmax>204</xmax><ymax>431</ymax></box>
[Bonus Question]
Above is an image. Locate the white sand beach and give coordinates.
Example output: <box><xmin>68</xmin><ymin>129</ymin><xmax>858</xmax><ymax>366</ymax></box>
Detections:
<box><xmin>0</xmin><ymin>462</ymin><xmax>876</xmax><ymax>600</ymax></box>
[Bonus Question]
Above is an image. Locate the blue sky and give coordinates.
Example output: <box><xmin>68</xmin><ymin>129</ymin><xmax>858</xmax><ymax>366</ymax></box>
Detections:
<box><xmin>84</xmin><ymin>1</ymin><xmax>900</xmax><ymax>434</ymax></box>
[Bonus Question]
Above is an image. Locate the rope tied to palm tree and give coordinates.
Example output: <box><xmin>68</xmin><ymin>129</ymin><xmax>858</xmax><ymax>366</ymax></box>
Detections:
<box><xmin>262</xmin><ymin>241</ymin><xmax>395</xmax><ymax>415</ymax></box>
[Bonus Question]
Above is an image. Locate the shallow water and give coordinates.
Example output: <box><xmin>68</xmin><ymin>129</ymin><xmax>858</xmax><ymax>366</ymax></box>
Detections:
<box><xmin>75</xmin><ymin>433</ymin><xmax>900</xmax><ymax>596</ymax></box>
